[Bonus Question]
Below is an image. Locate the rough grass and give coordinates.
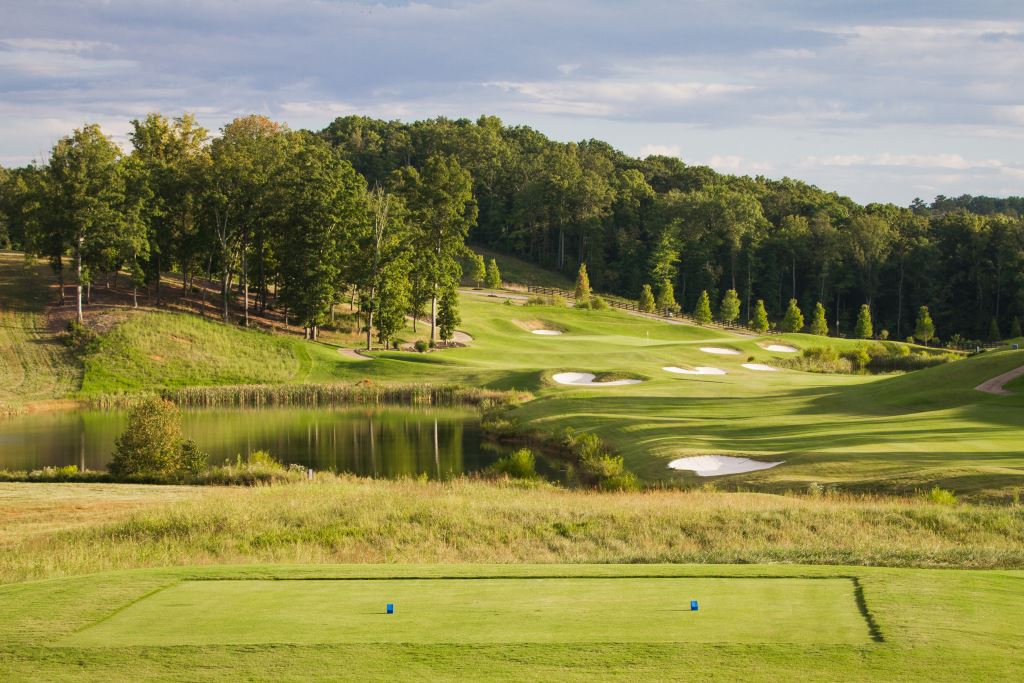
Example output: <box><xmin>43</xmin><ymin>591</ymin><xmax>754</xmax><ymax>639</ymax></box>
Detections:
<box><xmin>80</xmin><ymin>310</ymin><xmax>308</xmax><ymax>392</ymax></box>
<box><xmin>0</xmin><ymin>252</ymin><xmax>80</xmax><ymax>411</ymax></box>
<box><xmin>2</xmin><ymin>479</ymin><xmax>1021</xmax><ymax>584</ymax></box>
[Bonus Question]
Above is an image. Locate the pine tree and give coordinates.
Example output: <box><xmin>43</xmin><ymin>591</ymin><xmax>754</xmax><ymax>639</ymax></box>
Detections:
<box><xmin>988</xmin><ymin>317</ymin><xmax>1001</xmax><ymax>343</ymax></box>
<box><xmin>437</xmin><ymin>286</ymin><xmax>461</xmax><ymax>344</ymax></box>
<box><xmin>854</xmin><ymin>304</ymin><xmax>873</xmax><ymax>339</ymax></box>
<box><xmin>484</xmin><ymin>258</ymin><xmax>501</xmax><ymax>289</ymax></box>
<box><xmin>469</xmin><ymin>253</ymin><xmax>486</xmax><ymax>288</ymax></box>
<box><xmin>809</xmin><ymin>302</ymin><xmax>828</xmax><ymax>336</ymax></box>
<box><xmin>781</xmin><ymin>298</ymin><xmax>804</xmax><ymax>333</ymax></box>
<box><xmin>575</xmin><ymin>263</ymin><xmax>591</xmax><ymax>304</ymax></box>
<box><xmin>719</xmin><ymin>288</ymin><xmax>740</xmax><ymax>324</ymax></box>
<box><xmin>655</xmin><ymin>278</ymin><xmax>679</xmax><ymax>313</ymax></box>
<box><xmin>914</xmin><ymin>306</ymin><xmax>935</xmax><ymax>346</ymax></box>
<box><xmin>1011</xmin><ymin>316</ymin><xmax>1022</xmax><ymax>340</ymax></box>
<box><xmin>751</xmin><ymin>299</ymin><xmax>769</xmax><ymax>333</ymax></box>
<box><xmin>639</xmin><ymin>284</ymin><xmax>655</xmax><ymax>313</ymax></box>
<box><xmin>694</xmin><ymin>290</ymin><xmax>713</xmax><ymax>324</ymax></box>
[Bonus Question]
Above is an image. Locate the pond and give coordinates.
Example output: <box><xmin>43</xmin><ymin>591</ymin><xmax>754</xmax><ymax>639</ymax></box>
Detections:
<box><xmin>0</xmin><ymin>407</ymin><xmax>502</xmax><ymax>479</ymax></box>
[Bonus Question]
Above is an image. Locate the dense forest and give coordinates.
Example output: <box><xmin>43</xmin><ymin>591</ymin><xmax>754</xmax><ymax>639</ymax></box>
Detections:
<box><xmin>1</xmin><ymin>113</ymin><xmax>1022</xmax><ymax>345</ymax></box>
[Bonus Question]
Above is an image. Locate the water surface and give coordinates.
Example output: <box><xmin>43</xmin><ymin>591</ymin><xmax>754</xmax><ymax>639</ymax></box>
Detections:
<box><xmin>0</xmin><ymin>407</ymin><xmax>498</xmax><ymax>478</ymax></box>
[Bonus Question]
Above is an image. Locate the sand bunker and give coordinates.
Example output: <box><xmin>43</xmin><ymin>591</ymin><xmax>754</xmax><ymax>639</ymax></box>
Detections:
<box><xmin>668</xmin><ymin>455</ymin><xmax>783</xmax><ymax>476</ymax></box>
<box><xmin>531</xmin><ymin>329</ymin><xmax>563</xmax><ymax>336</ymax></box>
<box><xmin>742</xmin><ymin>363</ymin><xmax>778</xmax><ymax>372</ymax></box>
<box><xmin>760</xmin><ymin>343</ymin><xmax>798</xmax><ymax>353</ymax></box>
<box><xmin>552</xmin><ymin>372</ymin><xmax>642</xmax><ymax>386</ymax></box>
<box><xmin>663</xmin><ymin>366</ymin><xmax>727</xmax><ymax>375</ymax></box>
<box><xmin>700</xmin><ymin>347</ymin><xmax>741</xmax><ymax>355</ymax></box>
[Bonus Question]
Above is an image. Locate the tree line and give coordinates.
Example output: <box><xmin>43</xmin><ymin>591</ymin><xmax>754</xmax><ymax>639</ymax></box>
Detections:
<box><xmin>0</xmin><ymin>114</ymin><xmax>476</xmax><ymax>348</ymax></box>
<box><xmin>2</xmin><ymin>112</ymin><xmax>1023</xmax><ymax>345</ymax></box>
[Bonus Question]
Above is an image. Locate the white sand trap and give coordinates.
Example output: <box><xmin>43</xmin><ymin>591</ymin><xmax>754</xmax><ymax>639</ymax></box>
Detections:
<box><xmin>663</xmin><ymin>366</ymin><xmax>726</xmax><ymax>375</ymax></box>
<box><xmin>552</xmin><ymin>372</ymin><xmax>642</xmax><ymax>386</ymax></box>
<box><xmin>531</xmin><ymin>329</ymin><xmax>563</xmax><ymax>336</ymax></box>
<box><xmin>742</xmin><ymin>363</ymin><xmax>778</xmax><ymax>372</ymax></box>
<box><xmin>761</xmin><ymin>343</ymin><xmax>798</xmax><ymax>353</ymax></box>
<box><xmin>699</xmin><ymin>346</ymin><xmax>741</xmax><ymax>355</ymax></box>
<box><xmin>668</xmin><ymin>455</ymin><xmax>783</xmax><ymax>476</ymax></box>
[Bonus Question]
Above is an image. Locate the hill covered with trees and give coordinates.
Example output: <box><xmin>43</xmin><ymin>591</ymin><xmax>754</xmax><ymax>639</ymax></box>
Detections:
<box><xmin>2</xmin><ymin>113</ymin><xmax>1022</xmax><ymax>345</ymax></box>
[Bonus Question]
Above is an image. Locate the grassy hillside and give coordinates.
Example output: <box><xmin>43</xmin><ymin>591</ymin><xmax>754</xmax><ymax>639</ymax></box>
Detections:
<box><xmin>468</xmin><ymin>245</ymin><xmax>574</xmax><ymax>289</ymax></box>
<box><xmin>0</xmin><ymin>252</ymin><xmax>80</xmax><ymax>410</ymax></box>
<box><xmin>2</xmin><ymin>481</ymin><xmax>1021</xmax><ymax>585</ymax></box>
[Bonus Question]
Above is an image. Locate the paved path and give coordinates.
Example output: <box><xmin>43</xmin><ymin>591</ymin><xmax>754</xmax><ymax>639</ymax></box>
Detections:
<box><xmin>974</xmin><ymin>365</ymin><xmax>1024</xmax><ymax>395</ymax></box>
<box><xmin>338</xmin><ymin>347</ymin><xmax>372</xmax><ymax>361</ymax></box>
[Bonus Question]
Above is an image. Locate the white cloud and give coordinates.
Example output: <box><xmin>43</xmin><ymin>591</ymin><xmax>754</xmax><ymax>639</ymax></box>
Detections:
<box><xmin>705</xmin><ymin>154</ymin><xmax>774</xmax><ymax>174</ymax></box>
<box><xmin>638</xmin><ymin>144</ymin><xmax>682</xmax><ymax>158</ymax></box>
<box><xmin>483</xmin><ymin>80</ymin><xmax>753</xmax><ymax>117</ymax></box>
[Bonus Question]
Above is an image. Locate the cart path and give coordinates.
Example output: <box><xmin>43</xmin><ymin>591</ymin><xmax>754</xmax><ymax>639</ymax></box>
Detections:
<box><xmin>974</xmin><ymin>365</ymin><xmax>1024</xmax><ymax>395</ymax></box>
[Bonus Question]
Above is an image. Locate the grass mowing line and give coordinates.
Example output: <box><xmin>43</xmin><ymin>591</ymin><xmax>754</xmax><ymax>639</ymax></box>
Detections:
<box><xmin>68</xmin><ymin>580</ymin><xmax>180</xmax><ymax>635</ymax></box>
<box><xmin>65</xmin><ymin>577</ymin><xmax>872</xmax><ymax>647</ymax></box>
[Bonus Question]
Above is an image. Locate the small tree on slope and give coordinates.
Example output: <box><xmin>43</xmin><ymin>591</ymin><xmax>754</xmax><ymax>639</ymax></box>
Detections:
<box><xmin>437</xmin><ymin>286</ymin><xmax>461</xmax><ymax>345</ymax></box>
<box><xmin>914</xmin><ymin>306</ymin><xmax>935</xmax><ymax>346</ymax></box>
<box><xmin>719</xmin><ymin>289</ymin><xmax>740</xmax><ymax>324</ymax></box>
<box><xmin>809</xmin><ymin>302</ymin><xmax>829</xmax><ymax>336</ymax></box>
<box><xmin>781</xmin><ymin>298</ymin><xmax>804</xmax><ymax>333</ymax></box>
<box><xmin>469</xmin><ymin>253</ymin><xmax>486</xmax><ymax>288</ymax></box>
<box><xmin>575</xmin><ymin>263</ymin><xmax>591</xmax><ymax>305</ymax></box>
<box><xmin>484</xmin><ymin>258</ymin><xmax>502</xmax><ymax>289</ymax></box>
<box><xmin>751</xmin><ymin>299</ymin><xmax>769</xmax><ymax>333</ymax></box>
<box><xmin>694</xmin><ymin>290</ymin><xmax>713</xmax><ymax>325</ymax></box>
<box><xmin>656</xmin><ymin>278</ymin><xmax>679</xmax><ymax>313</ymax></box>
<box><xmin>639</xmin><ymin>284</ymin><xmax>655</xmax><ymax>313</ymax></box>
<box><xmin>854</xmin><ymin>304</ymin><xmax>873</xmax><ymax>339</ymax></box>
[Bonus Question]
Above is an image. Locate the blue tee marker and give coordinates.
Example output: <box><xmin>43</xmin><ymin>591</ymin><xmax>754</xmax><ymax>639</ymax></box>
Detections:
<box><xmin>690</xmin><ymin>600</ymin><xmax>699</xmax><ymax>611</ymax></box>
<box><xmin>386</xmin><ymin>603</ymin><xmax>394</xmax><ymax>614</ymax></box>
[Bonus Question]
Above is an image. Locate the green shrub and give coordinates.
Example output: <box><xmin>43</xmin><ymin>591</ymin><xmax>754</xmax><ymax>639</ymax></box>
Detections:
<box><xmin>491</xmin><ymin>448</ymin><xmax>537</xmax><ymax>479</ymax></box>
<box><xmin>414</xmin><ymin>339</ymin><xmax>429</xmax><ymax>353</ymax></box>
<box><xmin>843</xmin><ymin>346</ymin><xmax>872</xmax><ymax>371</ymax></box>
<box><xmin>108</xmin><ymin>397</ymin><xmax>210</xmax><ymax>477</ymax></box>
<box><xmin>928</xmin><ymin>486</ymin><xmax>958</xmax><ymax>506</ymax></box>
<box><xmin>590</xmin><ymin>296</ymin><xmax>609</xmax><ymax>310</ymax></box>
<box><xmin>178</xmin><ymin>438</ymin><xmax>208</xmax><ymax>474</ymax></box>
<box><xmin>63</xmin><ymin>320</ymin><xmax>99</xmax><ymax>355</ymax></box>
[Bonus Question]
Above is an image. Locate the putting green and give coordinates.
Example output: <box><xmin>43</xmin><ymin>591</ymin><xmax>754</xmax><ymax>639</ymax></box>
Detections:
<box><xmin>66</xmin><ymin>577</ymin><xmax>869</xmax><ymax>646</ymax></box>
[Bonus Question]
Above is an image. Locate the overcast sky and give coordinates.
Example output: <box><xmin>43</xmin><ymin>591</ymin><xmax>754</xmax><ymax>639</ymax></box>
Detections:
<box><xmin>2</xmin><ymin>0</ymin><xmax>1023</xmax><ymax>204</ymax></box>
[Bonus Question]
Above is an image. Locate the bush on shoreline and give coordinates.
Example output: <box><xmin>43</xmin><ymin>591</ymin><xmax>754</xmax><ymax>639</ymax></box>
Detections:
<box><xmin>775</xmin><ymin>343</ymin><xmax>956</xmax><ymax>375</ymax></box>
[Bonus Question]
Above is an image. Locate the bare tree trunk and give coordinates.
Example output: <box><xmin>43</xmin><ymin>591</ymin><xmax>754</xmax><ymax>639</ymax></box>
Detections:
<box><xmin>155</xmin><ymin>252</ymin><xmax>162</xmax><ymax>306</ymax></box>
<box><xmin>242</xmin><ymin>246</ymin><xmax>249</xmax><ymax>327</ymax></box>
<box><xmin>75</xmin><ymin>237</ymin><xmax>84</xmax><ymax>325</ymax></box>
<box><xmin>133</xmin><ymin>286</ymin><xmax>138</xmax><ymax>308</ymax></box>
<box><xmin>896</xmin><ymin>260</ymin><xmax>905</xmax><ymax>338</ymax></box>
<box><xmin>221</xmin><ymin>270</ymin><xmax>230</xmax><ymax>323</ymax></box>
<box><xmin>58</xmin><ymin>261</ymin><xmax>65</xmax><ymax>305</ymax></box>
<box><xmin>430</xmin><ymin>291</ymin><xmax>437</xmax><ymax>343</ymax></box>
<box><xmin>791</xmin><ymin>254</ymin><xmax>797</xmax><ymax>300</ymax></box>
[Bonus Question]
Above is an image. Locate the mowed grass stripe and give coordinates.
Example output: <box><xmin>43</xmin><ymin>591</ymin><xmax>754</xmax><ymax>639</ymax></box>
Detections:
<box><xmin>66</xmin><ymin>577</ymin><xmax>870</xmax><ymax>646</ymax></box>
